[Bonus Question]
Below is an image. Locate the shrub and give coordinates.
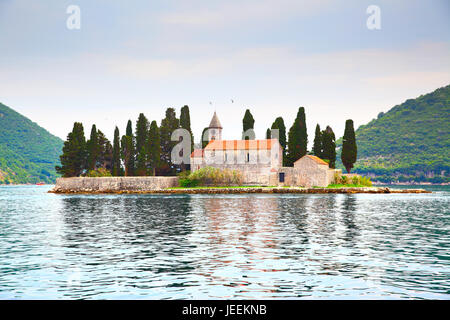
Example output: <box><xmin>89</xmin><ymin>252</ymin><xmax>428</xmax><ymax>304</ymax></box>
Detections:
<box><xmin>179</xmin><ymin>178</ymin><xmax>199</xmax><ymax>188</ymax></box>
<box><xmin>181</xmin><ymin>166</ymin><xmax>243</xmax><ymax>187</ymax></box>
<box><xmin>86</xmin><ymin>168</ymin><xmax>112</xmax><ymax>177</ymax></box>
<box><xmin>177</xmin><ymin>170</ymin><xmax>191</xmax><ymax>179</ymax></box>
<box><xmin>331</xmin><ymin>173</ymin><xmax>372</xmax><ymax>187</ymax></box>
<box><xmin>360</xmin><ymin>176</ymin><xmax>372</xmax><ymax>187</ymax></box>
<box><xmin>333</xmin><ymin>172</ymin><xmax>342</xmax><ymax>184</ymax></box>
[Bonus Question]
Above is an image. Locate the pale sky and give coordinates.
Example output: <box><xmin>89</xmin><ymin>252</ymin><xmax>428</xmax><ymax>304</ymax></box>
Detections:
<box><xmin>0</xmin><ymin>0</ymin><xmax>449</xmax><ymax>145</ymax></box>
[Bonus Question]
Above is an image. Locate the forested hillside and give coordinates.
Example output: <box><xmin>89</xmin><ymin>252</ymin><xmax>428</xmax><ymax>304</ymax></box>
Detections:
<box><xmin>0</xmin><ymin>103</ymin><xmax>63</xmax><ymax>184</ymax></box>
<box><xmin>337</xmin><ymin>85</ymin><xmax>450</xmax><ymax>183</ymax></box>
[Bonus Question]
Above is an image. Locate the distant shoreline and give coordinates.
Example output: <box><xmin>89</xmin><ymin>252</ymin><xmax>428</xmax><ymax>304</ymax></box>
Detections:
<box><xmin>372</xmin><ymin>182</ymin><xmax>449</xmax><ymax>186</ymax></box>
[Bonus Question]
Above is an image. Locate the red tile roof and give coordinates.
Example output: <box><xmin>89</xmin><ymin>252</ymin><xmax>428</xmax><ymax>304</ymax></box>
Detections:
<box><xmin>304</xmin><ymin>155</ymin><xmax>329</xmax><ymax>165</ymax></box>
<box><xmin>204</xmin><ymin>139</ymin><xmax>276</xmax><ymax>151</ymax></box>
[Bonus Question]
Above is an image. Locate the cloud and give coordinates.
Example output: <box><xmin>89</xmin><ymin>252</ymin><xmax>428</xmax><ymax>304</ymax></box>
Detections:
<box><xmin>160</xmin><ymin>0</ymin><xmax>332</xmax><ymax>27</ymax></box>
<box><xmin>103</xmin><ymin>42</ymin><xmax>450</xmax><ymax>85</ymax></box>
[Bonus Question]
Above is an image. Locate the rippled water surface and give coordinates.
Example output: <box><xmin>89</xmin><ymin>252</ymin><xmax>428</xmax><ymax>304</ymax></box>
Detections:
<box><xmin>0</xmin><ymin>185</ymin><xmax>449</xmax><ymax>299</ymax></box>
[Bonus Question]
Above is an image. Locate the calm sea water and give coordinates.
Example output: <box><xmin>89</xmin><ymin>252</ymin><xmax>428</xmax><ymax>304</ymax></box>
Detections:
<box><xmin>0</xmin><ymin>185</ymin><xmax>448</xmax><ymax>299</ymax></box>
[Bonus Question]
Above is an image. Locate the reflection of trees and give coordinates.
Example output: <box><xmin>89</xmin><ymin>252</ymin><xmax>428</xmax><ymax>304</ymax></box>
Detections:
<box><xmin>201</xmin><ymin>195</ymin><xmax>279</xmax><ymax>256</ymax></box>
<box><xmin>189</xmin><ymin>195</ymin><xmax>283</xmax><ymax>295</ymax></box>
<box><xmin>278</xmin><ymin>196</ymin><xmax>309</xmax><ymax>255</ymax></box>
<box><xmin>309</xmin><ymin>195</ymin><xmax>338</xmax><ymax>242</ymax></box>
<box><xmin>60</xmin><ymin>195</ymin><xmax>195</xmax><ymax>275</ymax></box>
<box><xmin>340</xmin><ymin>195</ymin><xmax>359</xmax><ymax>246</ymax></box>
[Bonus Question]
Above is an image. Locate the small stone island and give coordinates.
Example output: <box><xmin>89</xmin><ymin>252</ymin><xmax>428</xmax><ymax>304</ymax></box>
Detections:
<box><xmin>50</xmin><ymin>112</ymin><xmax>431</xmax><ymax>195</ymax></box>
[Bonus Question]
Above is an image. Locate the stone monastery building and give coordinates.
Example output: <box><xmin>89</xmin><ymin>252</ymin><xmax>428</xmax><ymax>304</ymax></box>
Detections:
<box><xmin>190</xmin><ymin>112</ymin><xmax>341</xmax><ymax>187</ymax></box>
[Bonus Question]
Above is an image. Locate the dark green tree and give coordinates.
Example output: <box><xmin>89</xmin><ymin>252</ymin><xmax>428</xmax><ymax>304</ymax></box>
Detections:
<box><xmin>121</xmin><ymin>135</ymin><xmax>134</xmax><ymax>176</ymax></box>
<box><xmin>112</xmin><ymin>126</ymin><xmax>121</xmax><ymax>176</ymax></box>
<box><xmin>180</xmin><ymin>105</ymin><xmax>194</xmax><ymax>171</ymax></box>
<box><xmin>135</xmin><ymin>113</ymin><xmax>149</xmax><ymax>175</ymax></box>
<box><xmin>126</xmin><ymin>120</ymin><xmax>133</xmax><ymax>137</ymax></box>
<box><xmin>322</xmin><ymin>126</ymin><xmax>336</xmax><ymax>168</ymax></box>
<box><xmin>97</xmin><ymin>130</ymin><xmax>113</xmax><ymax>172</ymax></box>
<box><xmin>341</xmin><ymin>119</ymin><xmax>357</xmax><ymax>173</ymax></box>
<box><xmin>180</xmin><ymin>105</ymin><xmax>194</xmax><ymax>152</ymax></box>
<box><xmin>312</xmin><ymin>124</ymin><xmax>323</xmax><ymax>158</ymax></box>
<box><xmin>271</xmin><ymin>117</ymin><xmax>287</xmax><ymax>165</ymax></box>
<box><xmin>147</xmin><ymin>121</ymin><xmax>161</xmax><ymax>176</ymax></box>
<box><xmin>287</xmin><ymin>107</ymin><xmax>307</xmax><ymax>165</ymax></box>
<box><xmin>125</xmin><ymin>120</ymin><xmax>135</xmax><ymax>175</ymax></box>
<box><xmin>201</xmin><ymin>127</ymin><xmax>209</xmax><ymax>148</ymax></box>
<box><xmin>86</xmin><ymin>124</ymin><xmax>99</xmax><ymax>171</ymax></box>
<box><xmin>266</xmin><ymin>128</ymin><xmax>271</xmax><ymax>139</ymax></box>
<box><xmin>159</xmin><ymin>108</ymin><xmax>180</xmax><ymax>175</ymax></box>
<box><xmin>135</xmin><ymin>114</ymin><xmax>149</xmax><ymax>157</ymax></box>
<box><xmin>242</xmin><ymin>109</ymin><xmax>255</xmax><ymax>140</ymax></box>
<box><xmin>56</xmin><ymin>122</ymin><xmax>86</xmax><ymax>177</ymax></box>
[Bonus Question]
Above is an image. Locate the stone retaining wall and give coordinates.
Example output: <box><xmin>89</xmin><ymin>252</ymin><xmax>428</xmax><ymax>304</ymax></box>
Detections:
<box><xmin>51</xmin><ymin>177</ymin><xmax>179</xmax><ymax>193</ymax></box>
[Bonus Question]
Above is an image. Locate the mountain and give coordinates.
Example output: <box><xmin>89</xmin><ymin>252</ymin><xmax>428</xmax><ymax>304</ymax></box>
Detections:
<box><xmin>337</xmin><ymin>85</ymin><xmax>450</xmax><ymax>183</ymax></box>
<box><xmin>0</xmin><ymin>103</ymin><xmax>63</xmax><ymax>184</ymax></box>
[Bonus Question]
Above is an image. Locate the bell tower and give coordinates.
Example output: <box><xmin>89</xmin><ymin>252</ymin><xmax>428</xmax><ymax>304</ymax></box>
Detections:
<box><xmin>208</xmin><ymin>111</ymin><xmax>222</xmax><ymax>141</ymax></box>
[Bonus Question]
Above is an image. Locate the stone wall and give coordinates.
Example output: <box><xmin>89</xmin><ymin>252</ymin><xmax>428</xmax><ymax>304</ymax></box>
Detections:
<box><xmin>268</xmin><ymin>164</ymin><xmax>340</xmax><ymax>187</ymax></box>
<box><xmin>52</xmin><ymin>177</ymin><xmax>179</xmax><ymax>193</ymax></box>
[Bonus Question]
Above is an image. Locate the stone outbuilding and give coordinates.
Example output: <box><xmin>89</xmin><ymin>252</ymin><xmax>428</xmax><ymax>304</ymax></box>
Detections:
<box><xmin>269</xmin><ymin>155</ymin><xmax>341</xmax><ymax>187</ymax></box>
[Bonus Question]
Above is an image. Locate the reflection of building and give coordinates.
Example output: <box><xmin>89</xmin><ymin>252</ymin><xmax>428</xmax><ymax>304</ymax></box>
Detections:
<box><xmin>200</xmin><ymin>196</ymin><xmax>280</xmax><ymax>258</ymax></box>
<box><xmin>191</xmin><ymin>112</ymin><xmax>341</xmax><ymax>187</ymax></box>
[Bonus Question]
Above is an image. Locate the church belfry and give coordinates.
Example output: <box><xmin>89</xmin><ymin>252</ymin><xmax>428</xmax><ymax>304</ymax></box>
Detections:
<box><xmin>208</xmin><ymin>112</ymin><xmax>222</xmax><ymax>141</ymax></box>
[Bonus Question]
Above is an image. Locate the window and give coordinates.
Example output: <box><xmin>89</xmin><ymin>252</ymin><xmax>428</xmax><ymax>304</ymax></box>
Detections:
<box><xmin>247</xmin><ymin>153</ymin><xmax>250</xmax><ymax>162</ymax></box>
<box><xmin>279</xmin><ymin>172</ymin><xmax>285</xmax><ymax>183</ymax></box>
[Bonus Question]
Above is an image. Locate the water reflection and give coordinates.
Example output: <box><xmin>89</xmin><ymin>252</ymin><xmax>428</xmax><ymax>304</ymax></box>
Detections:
<box><xmin>340</xmin><ymin>195</ymin><xmax>360</xmax><ymax>246</ymax></box>
<box><xmin>0</xmin><ymin>186</ymin><xmax>448</xmax><ymax>299</ymax></box>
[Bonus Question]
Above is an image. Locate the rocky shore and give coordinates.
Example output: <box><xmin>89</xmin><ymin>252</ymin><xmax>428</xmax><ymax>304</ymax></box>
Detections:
<box><xmin>49</xmin><ymin>185</ymin><xmax>431</xmax><ymax>194</ymax></box>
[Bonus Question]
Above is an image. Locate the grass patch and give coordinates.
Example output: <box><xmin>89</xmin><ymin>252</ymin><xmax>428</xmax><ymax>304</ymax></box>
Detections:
<box><xmin>168</xmin><ymin>185</ymin><xmax>269</xmax><ymax>189</ymax></box>
<box><xmin>327</xmin><ymin>184</ymin><xmax>371</xmax><ymax>188</ymax></box>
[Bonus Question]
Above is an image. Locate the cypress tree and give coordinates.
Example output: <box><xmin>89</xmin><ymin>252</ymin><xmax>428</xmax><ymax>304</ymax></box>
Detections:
<box><xmin>322</xmin><ymin>126</ymin><xmax>336</xmax><ymax>168</ymax></box>
<box><xmin>112</xmin><ymin>126</ymin><xmax>121</xmax><ymax>176</ymax></box>
<box><xmin>135</xmin><ymin>114</ymin><xmax>149</xmax><ymax>156</ymax></box>
<box><xmin>287</xmin><ymin>107</ymin><xmax>307</xmax><ymax>166</ymax></box>
<box><xmin>148</xmin><ymin>121</ymin><xmax>161</xmax><ymax>176</ymax></box>
<box><xmin>97</xmin><ymin>130</ymin><xmax>113</xmax><ymax>172</ymax></box>
<box><xmin>56</xmin><ymin>122</ymin><xmax>86</xmax><ymax>177</ymax></box>
<box><xmin>121</xmin><ymin>135</ymin><xmax>134</xmax><ymax>176</ymax></box>
<box><xmin>126</xmin><ymin>120</ymin><xmax>133</xmax><ymax>137</ymax></box>
<box><xmin>242</xmin><ymin>109</ymin><xmax>255</xmax><ymax>140</ymax></box>
<box><xmin>86</xmin><ymin>124</ymin><xmax>99</xmax><ymax>171</ymax></box>
<box><xmin>135</xmin><ymin>113</ymin><xmax>149</xmax><ymax>175</ymax></box>
<box><xmin>341</xmin><ymin>119</ymin><xmax>357</xmax><ymax>173</ymax></box>
<box><xmin>180</xmin><ymin>105</ymin><xmax>194</xmax><ymax>152</ymax></box>
<box><xmin>201</xmin><ymin>127</ymin><xmax>209</xmax><ymax>148</ymax></box>
<box><xmin>312</xmin><ymin>124</ymin><xmax>322</xmax><ymax>158</ymax></box>
<box><xmin>136</xmin><ymin>147</ymin><xmax>147</xmax><ymax>176</ymax></box>
<box><xmin>271</xmin><ymin>117</ymin><xmax>287</xmax><ymax>165</ymax></box>
<box><xmin>180</xmin><ymin>105</ymin><xmax>194</xmax><ymax>171</ymax></box>
<box><xmin>125</xmin><ymin>120</ymin><xmax>135</xmax><ymax>175</ymax></box>
<box><xmin>160</xmin><ymin>108</ymin><xmax>180</xmax><ymax>175</ymax></box>
<box><xmin>266</xmin><ymin>128</ymin><xmax>271</xmax><ymax>139</ymax></box>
